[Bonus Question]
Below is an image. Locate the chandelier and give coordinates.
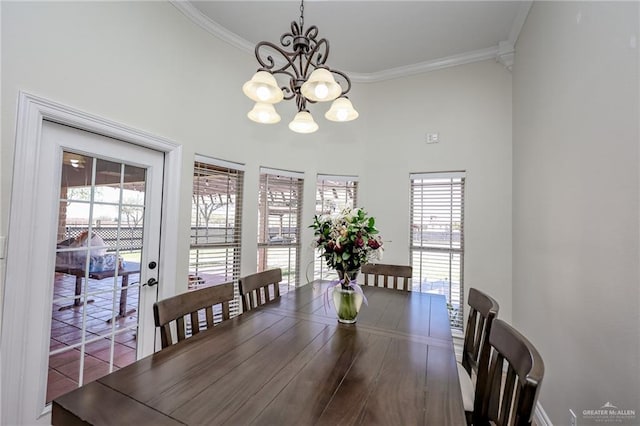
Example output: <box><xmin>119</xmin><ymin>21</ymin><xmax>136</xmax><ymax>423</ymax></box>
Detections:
<box><xmin>242</xmin><ymin>0</ymin><xmax>358</xmax><ymax>134</ymax></box>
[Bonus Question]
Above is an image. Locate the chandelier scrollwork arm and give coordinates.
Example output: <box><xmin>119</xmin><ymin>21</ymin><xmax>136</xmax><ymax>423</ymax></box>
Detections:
<box><xmin>301</xmin><ymin>37</ymin><xmax>329</xmax><ymax>77</ymax></box>
<box><xmin>328</xmin><ymin>69</ymin><xmax>352</xmax><ymax>96</ymax></box>
<box><xmin>304</xmin><ymin>26</ymin><xmax>319</xmax><ymax>44</ymax></box>
<box><xmin>254</xmin><ymin>41</ymin><xmax>300</xmax><ymax>77</ymax></box>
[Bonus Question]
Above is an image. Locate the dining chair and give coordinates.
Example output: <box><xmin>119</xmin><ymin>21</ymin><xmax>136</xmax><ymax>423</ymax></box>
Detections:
<box><xmin>477</xmin><ymin>319</ymin><xmax>545</xmax><ymax>426</ymax></box>
<box><xmin>153</xmin><ymin>281</ymin><xmax>235</xmax><ymax>349</ymax></box>
<box><xmin>458</xmin><ymin>287</ymin><xmax>499</xmax><ymax>425</ymax></box>
<box><xmin>238</xmin><ymin>268</ymin><xmax>282</xmax><ymax>312</ymax></box>
<box><xmin>360</xmin><ymin>263</ymin><xmax>412</xmax><ymax>291</ymax></box>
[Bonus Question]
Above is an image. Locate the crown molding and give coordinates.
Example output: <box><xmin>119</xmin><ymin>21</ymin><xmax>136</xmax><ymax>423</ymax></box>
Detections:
<box><xmin>508</xmin><ymin>1</ymin><xmax>533</xmax><ymax>46</ymax></box>
<box><xmin>347</xmin><ymin>46</ymin><xmax>500</xmax><ymax>83</ymax></box>
<box><xmin>497</xmin><ymin>41</ymin><xmax>515</xmax><ymax>71</ymax></box>
<box><xmin>495</xmin><ymin>1</ymin><xmax>532</xmax><ymax>72</ymax></box>
<box><xmin>171</xmin><ymin>0</ymin><xmax>254</xmax><ymax>54</ymax></box>
<box><xmin>171</xmin><ymin>0</ymin><xmax>526</xmax><ymax>83</ymax></box>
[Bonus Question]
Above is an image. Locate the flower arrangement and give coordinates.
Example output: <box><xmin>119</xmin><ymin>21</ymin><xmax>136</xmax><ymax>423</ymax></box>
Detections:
<box><xmin>310</xmin><ymin>207</ymin><xmax>384</xmax><ymax>275</ymax></box>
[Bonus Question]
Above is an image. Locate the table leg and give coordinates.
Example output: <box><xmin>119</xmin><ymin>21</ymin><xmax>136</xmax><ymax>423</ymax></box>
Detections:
<box><xmin>119</xmin><ymin>275</ymin><xmax>128</xmax><ymax>317</ymax></box>
<box><xmin>58</xmin><ymin>275</ymin><xmax>95</xmax><ymax>311</ymax></box>
<box><xmin>74</xmin><ymin>276</ymin><xmax>82</xmax><ymax>306</ymax></box>
<box><xmin>106</xmin><ymin>274</ymin><xmax>137</xmax><ymax>323</ymax></box>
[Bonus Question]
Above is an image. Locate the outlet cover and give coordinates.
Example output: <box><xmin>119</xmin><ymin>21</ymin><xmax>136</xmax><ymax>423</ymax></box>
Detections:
<box><xmin>426</xmin><ymin>132</ymin><xmax>439</xmax><ymax>144</ymax></box>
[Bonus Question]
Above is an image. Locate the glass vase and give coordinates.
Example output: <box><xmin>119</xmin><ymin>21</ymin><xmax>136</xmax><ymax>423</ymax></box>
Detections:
<box><xmin>332</xmin><ymin>286</ymin><xmax>363</xmax><ymax>324</ymax></box>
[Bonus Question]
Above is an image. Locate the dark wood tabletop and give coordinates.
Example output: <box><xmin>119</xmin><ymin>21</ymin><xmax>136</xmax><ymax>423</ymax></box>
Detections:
<box><xmin>52</xmin><ymin>281</ymin><xmax>466</xmax><ymax>425</ymax></box>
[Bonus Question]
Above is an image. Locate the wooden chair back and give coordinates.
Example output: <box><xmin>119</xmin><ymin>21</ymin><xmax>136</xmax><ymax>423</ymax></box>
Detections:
<box><xmin>462</xmin><ymin>288</ymin><xmax>500</xmax><ymax>423</ymax></box>
<box><xmin>480</xmin><ymin>319</ymin><xmax>545</xmax><ymax>426</ymax></box>
<box><xmin>238</xmin><ymin>268</ymin><xmax>282</xmax><ymax>312</ymax></box>
<box><xmin>360</xmin><ymin>263</ymin><xmax>413</xmax><ymax>291</ymax></box>
<box><xmin>462</xmin><ymin>287</ymin><xmax>500</xmax><ymax>374</ymax></box>
<box><xmin>153</xmin><ymin>282</ymin><xmax>234</xmax><ymax>349</ymax></box>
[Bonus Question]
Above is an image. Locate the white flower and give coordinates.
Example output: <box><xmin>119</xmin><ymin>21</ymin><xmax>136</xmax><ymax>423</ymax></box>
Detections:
<box><xmin>310</xmin><ymin>207</ymin><xmax>383</xmax><ymax>271</ymax></box>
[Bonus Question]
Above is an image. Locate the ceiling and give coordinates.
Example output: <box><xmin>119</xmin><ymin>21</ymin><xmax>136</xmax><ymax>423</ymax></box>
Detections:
<box><xmin>174</xmin><ymin>1</ymin><xmax>532</xmax><ymax>82</ymax></box>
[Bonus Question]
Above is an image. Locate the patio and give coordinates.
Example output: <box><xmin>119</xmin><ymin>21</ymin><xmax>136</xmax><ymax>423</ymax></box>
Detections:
<box><xmin>47</xmin><ymin>272</ymin><xmax>139</xmax><ymax>402</ymax></box>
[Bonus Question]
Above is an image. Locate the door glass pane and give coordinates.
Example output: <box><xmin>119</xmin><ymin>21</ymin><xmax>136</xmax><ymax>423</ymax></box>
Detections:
<box><xmin>48</xmin><ymin>152</ymin><xmax>146</xmax><ymax>403</ymax></box>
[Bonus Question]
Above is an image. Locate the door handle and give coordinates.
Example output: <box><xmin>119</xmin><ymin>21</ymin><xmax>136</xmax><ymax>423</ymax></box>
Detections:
<box><xmin>144</xmin><ymin>278</ymin><xmax>158</xmax><ymax>287</ymax></box>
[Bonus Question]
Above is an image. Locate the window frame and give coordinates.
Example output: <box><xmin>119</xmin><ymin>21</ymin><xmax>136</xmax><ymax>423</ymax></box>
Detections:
<box><xmin>257</xmin><ymin>167</ymin><xmax>304</xmax><ymax>293</ymax></box>
<box><xmin>410</xmin><ymin>171</ymin><xmax>466</xmax><ymax>329</ymax></box>
<box><xmin>190</xmin><ymin>156</ymin><xmax>245</xmax><ymax>318</ymax></box>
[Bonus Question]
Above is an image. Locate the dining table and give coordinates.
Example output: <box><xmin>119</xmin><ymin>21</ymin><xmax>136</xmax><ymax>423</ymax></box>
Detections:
<box><xmin>52</xmin><ymin>280</ymin><xmax>466</xmax><ymax>425</ymax></box>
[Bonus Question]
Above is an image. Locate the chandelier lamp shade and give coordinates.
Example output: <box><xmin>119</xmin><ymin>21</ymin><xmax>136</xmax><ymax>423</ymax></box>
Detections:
<box><xmin>247</xmin><ymin>102</ymin><xmax>281</xmax><ymax>124</ymax></box>
<box><xmin>288</xmin><ymin>110</ymin><xmax>318</xmax><ymax>134</ymax></box>
<box><xmin>242</xmin><ymin>0</ymin><xmax>358</xmax><ymax>134</ymax></box>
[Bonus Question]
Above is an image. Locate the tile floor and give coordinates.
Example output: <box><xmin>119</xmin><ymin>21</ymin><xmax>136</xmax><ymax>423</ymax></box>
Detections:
<box><xmin>47</xmin><ymin>272</ymin><xmax>139</xmax><ymax>403</ymax></box>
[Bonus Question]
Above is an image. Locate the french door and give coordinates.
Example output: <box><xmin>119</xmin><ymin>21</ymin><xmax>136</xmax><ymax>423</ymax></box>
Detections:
<box><xmin>44</xmin><ymin>121</ymin><xmax>163</xmax><ymax>403</ymax></box>
<box><xmin>1</xmin><ymin>94</ymin><xmax>181</xmax><ymax>425</ymax></box>
<box><xmin>1</xmin><ymin>121</ymin><xmax>161</xmax><ymax>415</ymax></box>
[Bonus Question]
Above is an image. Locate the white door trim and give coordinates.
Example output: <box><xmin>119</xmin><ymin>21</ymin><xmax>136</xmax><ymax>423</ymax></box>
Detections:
<box><xmin>1</xmin><ymin>91</ymin><xmax>182</xmax><ymax>425</ymax></box>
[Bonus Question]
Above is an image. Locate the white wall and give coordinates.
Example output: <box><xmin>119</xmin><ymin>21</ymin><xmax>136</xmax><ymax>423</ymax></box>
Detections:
<box><xmin>360</xmin><ymin>61</ymin><xmax>514</xmax><ymax>321</ymax></box>
<box><xmin>0</xmin><ymin>1</ymin><xmax>513</xmax><ymax>423</ymax></box>
<box><xmin>513</xmin><ymin>2</ymin><xmax>640</xmax><ymax>424</ymax></box>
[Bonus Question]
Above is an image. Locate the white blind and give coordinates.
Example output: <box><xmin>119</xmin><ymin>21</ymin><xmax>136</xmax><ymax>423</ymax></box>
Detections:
<box><xmin>190</xmin><ymin>160</ymin><xmax>244</xmax><ymax>317</ymax></box>
<box><xmin>410</xmin><ymin>172</ymin><xmax>465</xmax><ymax>329</ymax></box>
<box><xmin>316</xmin><ymin>174</ymin><xmax>359</xmax><ymax>182</ymax></box>
<box><xmin>257</xmin><ymin>170</ymin><xmax>303</xmax><ymax>292</ymax></box>
<box><xmin>314</xmin><ymin>176</ymin><xmax>359</xmax><ymax>280</ymax></box>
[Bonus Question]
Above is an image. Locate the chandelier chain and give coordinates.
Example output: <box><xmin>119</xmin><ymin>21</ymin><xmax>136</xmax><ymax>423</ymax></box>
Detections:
<box><xmin>299</xmin><ymin>0</ymin><xmax>304</xmax><ymax>29</ymax></box>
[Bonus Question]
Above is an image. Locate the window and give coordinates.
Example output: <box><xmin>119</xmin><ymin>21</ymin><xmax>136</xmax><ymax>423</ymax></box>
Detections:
<box><xmin>410</xmin><ymin>172</ymin><xmax>465</xmax><ymax>329</ymax></box>
<box><xmin>258</xmin><ymin>168</ymin><xmax>304</xmax><ymax>293</ymax></box>
<box><xmin>190</xmin><ymin>157</ymin><xmax>244</xmax><ymax>317</ymax></box>
<box><xmin>314</xmin><ymin>175</ymin><xmax>358</xmax><ymax>280</ymax></box>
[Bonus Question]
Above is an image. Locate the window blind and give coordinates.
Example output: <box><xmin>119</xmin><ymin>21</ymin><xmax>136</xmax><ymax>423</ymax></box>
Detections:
<box><xmin>190</xmin><ymin>160</ymin><xmax>244</xmax><ymax>318</ymax></box>
<box><xmin>314</xmin><ymin>176</ymin><xmax>359</xmax><ymax>280</ymax></box>
<box><xmin>258</xmin><ymin>169</ymin><xmax>303</xmax><ymax>292</ymax></box>
<box><xmin>410</xmin><ymin>172</ymin><xmax>465</xmax><ymax>329</ymax></box>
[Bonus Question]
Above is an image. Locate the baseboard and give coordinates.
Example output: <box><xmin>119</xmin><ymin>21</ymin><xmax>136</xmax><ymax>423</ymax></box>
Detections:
<box><xmin>534</xmin><ymin>402</ymin><xmax>553</xmax><ymax>426</ymax></box>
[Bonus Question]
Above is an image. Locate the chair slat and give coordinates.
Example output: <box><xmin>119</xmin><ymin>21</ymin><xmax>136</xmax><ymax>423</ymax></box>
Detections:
<box><xmin>486</xmin><ymin>353</ymin><xmax>504</xmax><ymax>420</ymax></box>
<box><xmin>499</xmin><ymin>366</ymin><xmax>518</xmax><ymax>426</ymax></box>
<box><xmin>205</xmin><ymin>306</ymin><xmax>214</xmax><ymax>328</ymax></box>
<box><xmin>221</xmin><ymin>301</ymin><xmax>230</xmax><ymax>321</ymax></box>
<box><xmin>160</xmin><ymin>324</ymin><xmax>172</xmax><ymax>348</ymax></box>
<box><xmin>176</xmin><ymin>317</ymin><xmax>187</xmax><ymax>342</ymax></box>
<box><xmin>190</xmin><ymin>311</ymin><xmax>200</xmax><ymax>335</ymax></box>
<box><xmin>510</xmin><ymin>381</ymin><xmax>523</xmax><ymax>425</ymax></box>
